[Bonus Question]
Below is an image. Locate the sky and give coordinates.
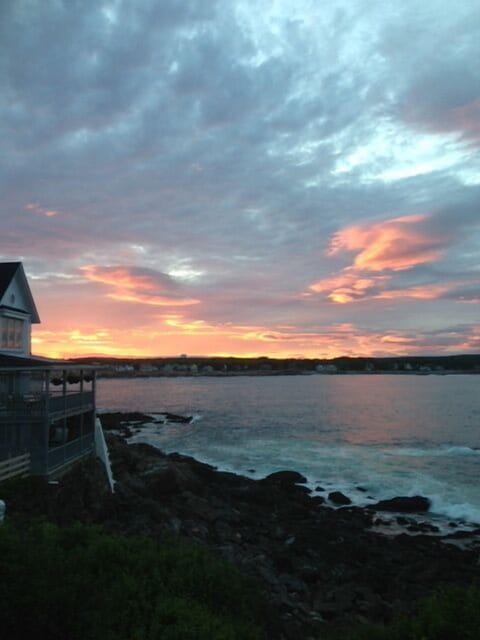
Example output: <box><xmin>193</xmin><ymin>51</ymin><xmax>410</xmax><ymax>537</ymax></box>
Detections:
<box><xmin>1</xmin><ymin>0</ymin><xmax>480</xmax><ymax>359</ymax></box>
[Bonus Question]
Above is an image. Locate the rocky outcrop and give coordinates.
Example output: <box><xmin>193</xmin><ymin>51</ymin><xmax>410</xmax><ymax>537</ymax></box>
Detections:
<box><xmin>372</xmin><ymin>496</ymin><xmax>431</xmax><ymax>513</ymax></box>
<box><xmin>263</xmin><ymin>470</ymin><xmax>308</xmax><ymax>485</ymax></box>
<box><xmin>5</xmin><ymin>433</ymin><xmax>480</xmax><ymax>640</ymax></box>
<box><xmin>106</xmin><ymin>439</ymin><xmax>480</xmax><ymax>634</ymax></box>
<box><xmin>328</xmin><ymin>491</ymin><xmax>352</xmax><ymax>505</ymax></box>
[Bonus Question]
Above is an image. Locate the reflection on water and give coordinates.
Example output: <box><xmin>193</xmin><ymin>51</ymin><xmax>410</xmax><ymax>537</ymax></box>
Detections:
<box><xmin>98</xmin><ymin>374</ymin><xmax>479</xmax><ymax>447</ymax></box>
<box><xmin>97</xmin><ymin>375</ymin><xmax>480</xmax><ymax>521</ymax></box>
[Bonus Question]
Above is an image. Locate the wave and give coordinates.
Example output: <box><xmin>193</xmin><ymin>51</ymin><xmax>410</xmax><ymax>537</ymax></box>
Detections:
<box><xmin>386</xmin><ymin>445</ymin><xmax>480</xmax><ymax>458</ymax></box>
<box><xmin>429</xmin><ymin>497</ymin><xmax>480</xmax><ymax>525</ymax></box>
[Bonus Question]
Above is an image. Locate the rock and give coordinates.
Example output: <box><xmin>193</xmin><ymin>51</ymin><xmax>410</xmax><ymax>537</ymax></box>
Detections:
<box><xmin>374</xmin><ymin>517</ymin><xmax>390</xmax><ymax>526</ymax></box>
<box><xmin>263</xmin><ymin>470</ymin><xmax>307</xmax><ymax>485</ymax></box>
<box><xmin>372</xmin><ymin>496</ymin><xmax>431</xmax><ymax>513</ymax></box>
<box><xmin>164</xmin><ymin>412</ymin><xmax>193</xmax><ymax>423</ymax></box>
<box><xmin>443</xmin><ymin>529</ymin><xmax>475</xmax><ymax>540</ymax></box>
<box><xmin>145</xmin><ymin>465</ymin><xmax>181</xmax><ymax>495</ymax></box>
<box><xmin>99</xmin><ymin>412</ymin><xmax>153</xmax><ymax>429</ymax></box>
<box><xmin>315</xmin><ymin>486</ymin><xmax>325</xmax><ymax>492</ymax></box>
<box><xmin>14</xmin><ymin>425</ymin><xmax>480</xmax><ymax>640</ymax></box>
<box><xmin>328</xmin><ymin>491</ymin><xmax>352</xmax><ymax>506</ymax></box>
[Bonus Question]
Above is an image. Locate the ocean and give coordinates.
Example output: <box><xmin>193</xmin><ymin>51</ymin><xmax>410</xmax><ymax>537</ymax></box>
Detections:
<box><xmin>97</xmin><ymin>374</ymin><xmax>480</xmax><ymax>525</ymax></box>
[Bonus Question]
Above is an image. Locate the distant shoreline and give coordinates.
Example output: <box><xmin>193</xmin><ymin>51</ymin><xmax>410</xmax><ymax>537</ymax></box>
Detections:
<box><xmin>68</xmin><ymin>353</ymin><xmax>480</xmax><ymax>378</ymax></box>
<box><xmin>97</xmin><ymin>368</ymin><xmax>480</xmax><ymax>379</ymax></box>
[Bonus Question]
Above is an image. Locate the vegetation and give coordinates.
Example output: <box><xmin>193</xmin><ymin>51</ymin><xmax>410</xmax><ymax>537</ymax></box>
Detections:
<box><xmin>0</xmin><ymin>521</ymin><xmax>266</xmax><ymax>640</ymax></box>
<box><xmin>334</xmin><ymin>586</ymin><xmax>480</xmax><ymax>640</ymax></box>
<box><xmin>73</xmin><ymin>353</ymin><xmax>480</xmax><ymax>374</ymax></box>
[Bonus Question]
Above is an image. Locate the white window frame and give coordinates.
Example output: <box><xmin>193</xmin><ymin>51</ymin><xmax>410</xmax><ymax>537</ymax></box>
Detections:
<box><xmin>0</xmin><ymin>316</ymin><xmax>25</xmax><ymax>350</ymax></box>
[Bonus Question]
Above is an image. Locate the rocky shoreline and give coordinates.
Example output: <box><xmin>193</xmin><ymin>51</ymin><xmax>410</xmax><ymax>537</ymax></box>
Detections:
<box><xmin>6</xmin><ymin>412</ymin><xmax>480</xmax><ymax>639</ymax></box>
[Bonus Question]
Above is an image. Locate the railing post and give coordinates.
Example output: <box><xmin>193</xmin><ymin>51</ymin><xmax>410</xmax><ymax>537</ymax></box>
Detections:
<box><xmin>80</xmin><ymin>369</ymin><xmax>84</xmax><ymax>440</ymax></box>
<box><xmin>44</xmin><ymin>370</ymin><xmax>50</xmax><ymax>474</ymax></box>
<box><xmin>92</xmin><ymin>369</ymin><xmax>96</xmax><ymax>429</ymax></box>
<box><xmin>62</xmin><ymin>370</ymin><xmax>67</xmax><ymax>466</ymax></box>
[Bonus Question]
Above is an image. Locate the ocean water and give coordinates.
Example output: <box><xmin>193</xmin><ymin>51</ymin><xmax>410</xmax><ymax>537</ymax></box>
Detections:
<box><xmin>97</xmin><ymin>374</ymin><xmax>480</xmax><ymax>524</ymax></box>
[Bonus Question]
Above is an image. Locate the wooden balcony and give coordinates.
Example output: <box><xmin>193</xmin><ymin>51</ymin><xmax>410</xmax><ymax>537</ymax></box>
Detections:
<box><xmin>0</xmin><ymin>365</ymin><xmax>96</xmax><ymax>477</ymax></box>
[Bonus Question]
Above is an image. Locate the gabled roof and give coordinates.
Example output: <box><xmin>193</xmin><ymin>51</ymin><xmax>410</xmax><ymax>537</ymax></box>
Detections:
<box><xmin>0</xmin><ymin>262</ymin><xmax>21</xmax><ymax>298</ymax></box>
<box><xmin>0</xmin><ymin>262</ymin><xmax>40</xmax><ymax>323</ymax></box>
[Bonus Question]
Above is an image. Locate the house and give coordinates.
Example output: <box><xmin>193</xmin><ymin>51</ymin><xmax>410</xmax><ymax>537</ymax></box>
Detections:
<box><xmin>0</xmin><ymin>262</ymin><xmax>97</xmax><ymax>480</ymax></box>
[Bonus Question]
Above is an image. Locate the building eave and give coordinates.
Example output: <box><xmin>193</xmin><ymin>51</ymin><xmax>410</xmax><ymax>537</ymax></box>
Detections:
<box><xmin>0</xmin><ymin>354</ymin><xmax>97</xmax><ymax>372</ymax></box>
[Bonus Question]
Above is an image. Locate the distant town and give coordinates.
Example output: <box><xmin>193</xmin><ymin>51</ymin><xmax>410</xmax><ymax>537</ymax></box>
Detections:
<box><xmin>70</xmin><ymin>354</ymin><xmax>480</xmax><ymax>378</ymax></box>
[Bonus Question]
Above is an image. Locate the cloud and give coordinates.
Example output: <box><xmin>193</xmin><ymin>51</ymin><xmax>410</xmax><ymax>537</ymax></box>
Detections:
<box><xmin>405</xmin><ymin>99</ymin><xmax>480</xmax><ymax>146</ymax></box>
<box><xmin>80</xmin><ymin>265</ymin><xmax>200</xmax><ymax>307</ymax></box>
<box><xmin>310</xmin><ymin>272</ymin><xmax>389</xmax><ymax>304</ymax></box>
<box><xmin>310</xmin><ymin>214</ymin><xmax>449</xmax><ymax>302</ymax></box>
<box><xmin>25</xmin><ymin>203</ymin><xmax>59</xmax><ymax>218</ymax></box>
<box><xmin>1</xmin><ymin>1</ymin><xmax>479</xmax><ymax>358</ymax></box>
<box><xmin>326</xmin><ymin>214</ymin><xmax>448</xmax><ymax>271</ymax></box>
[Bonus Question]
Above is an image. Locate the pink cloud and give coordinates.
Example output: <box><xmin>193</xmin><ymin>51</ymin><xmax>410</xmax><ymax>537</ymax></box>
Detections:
<box><xmin>326</xmin><ymin>214</ymin><xmax>446</xmax><ymax>272</ymax></box>
<box><xmin>310</xmin><ymin>272</ymin><xmax>388</xmax><ymax>303</ymax></box>
<box><xmin>80</xmin><ymin>265</ymin><xmax>200</xmax><ymax>307</ymax></box>
<box><xmin>309</xmin><ymin>214</ymin><xmax>455</xmax><ymax>303</ymax></box>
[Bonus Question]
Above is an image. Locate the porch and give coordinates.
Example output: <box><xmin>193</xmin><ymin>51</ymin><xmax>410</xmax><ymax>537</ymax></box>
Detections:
<box><xmin>0</xmin><ymin>364</ymin><xmax>96</xmax><ymax>477</ymax></box>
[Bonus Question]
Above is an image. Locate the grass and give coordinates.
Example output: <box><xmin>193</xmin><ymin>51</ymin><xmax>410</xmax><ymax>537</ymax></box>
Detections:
<box><xmin>0</xmin><ymin>521</ymin><xmax>266</xmax><ymax>640</ymax></box>
<box><xmin>331</xmin><ymin>585</ymin><xmax>480</xmax><ymax>640</ymax></box>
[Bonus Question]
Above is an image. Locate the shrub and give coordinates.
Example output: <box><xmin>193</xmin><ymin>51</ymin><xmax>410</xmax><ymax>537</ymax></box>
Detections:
<box><xmin>333</xmin><ymin>585</ymin><xmax>480</xmax><ymax>640</ymax></box>
<box><xmin>0</xmin><ymin>522</ymin><xmax>265</xmax><ymax>640</ymax></box>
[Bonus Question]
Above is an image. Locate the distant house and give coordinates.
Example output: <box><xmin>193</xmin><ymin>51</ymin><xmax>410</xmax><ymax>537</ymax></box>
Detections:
<box><xmin>315</xmin><ymin>364</ymin><xmax>337</xmax><ymax>374</ymax></box>
<box><xmin>0</xmin><ymin>262</ymin><xmax>96</xmax><ymax>480</ymax></box>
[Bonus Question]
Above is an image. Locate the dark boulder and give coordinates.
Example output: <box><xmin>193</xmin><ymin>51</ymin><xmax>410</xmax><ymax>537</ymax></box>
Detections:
<box><xmin>164</xmin><ymin>412</ymin><xmax>193</xmax><ymax>423</ymax></box>
<box><xmin>99</xmin><ymin>412</ymin><xmax>152</xmax><ymax>430</ymax></box>
<box><xmin>328</xmin><ymin>491</ymin><xmax>352</xmax><ymax>506</ymax></box>
<box><xmin>373</xmin><ymin>496</ymin><xmax>431</xmax><ymax>513</ymax></box>
<box><xmin>263</xmin><ymin>470</ymin><xmax>307</xmax><ymax>485</ymax></box>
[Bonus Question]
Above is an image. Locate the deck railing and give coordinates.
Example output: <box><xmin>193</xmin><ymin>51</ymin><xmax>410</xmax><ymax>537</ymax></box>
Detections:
<box><xmin>46</xmin><ymin>434</ymin><xmax>94</xmax><ymax>473</ymax></box>
<box><xmin>0</xmin><ymin>391</ymin><xmax>93</xmax><ymax>420</ymax></box>
<box><xmin>0</xmin><ymin>453</ymin><xmax>31</xmax><ymax>483</ymax></box>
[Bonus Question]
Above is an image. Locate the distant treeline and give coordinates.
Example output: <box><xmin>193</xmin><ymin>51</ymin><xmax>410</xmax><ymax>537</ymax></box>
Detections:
<box><xmin>70</xmin><ymin>354</ymin><xmax>480</xmax><ymax>372</ymax></box>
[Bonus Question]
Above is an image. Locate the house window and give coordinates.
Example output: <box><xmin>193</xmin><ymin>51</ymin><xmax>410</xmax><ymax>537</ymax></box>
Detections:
<box><xmin>0</xmin><ymin>317</ymin><xmax>24</xmax><ymax>350</ymax></box>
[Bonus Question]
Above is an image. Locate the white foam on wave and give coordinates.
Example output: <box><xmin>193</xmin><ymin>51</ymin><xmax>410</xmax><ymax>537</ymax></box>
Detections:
<box><xmin>390</xmin><ymin>445</ymin><xmax>480</xmax><ymax>458</ymax></box>
<box><xmin>125</xmin><ymin>425</ymin><xmax>480</xmax><ymax>525</ymax></box>
<box><xmin>429</xmin><ymin>496</ymin><xmax>480</xmax><ymax>525</ymax></box>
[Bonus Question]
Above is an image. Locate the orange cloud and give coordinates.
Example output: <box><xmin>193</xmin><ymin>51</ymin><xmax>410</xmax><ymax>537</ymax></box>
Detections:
<box><xmin>32</xmin><ymin>314</ymin><xmax>480</xmax><ymax>360</ymax></box>
<box><xmin>108</xmin><ymin>292</ymin><xmax>200</xmax><ymax>307</ymax></box>
<box><xmin>81</xmin><ymin>265</ymin><xmax>200</xmax><ymax>307</ymax></box>
<box><xmin>309</xmin><ymin>214</ymin><xmax>453</xmax><ymax>303</ymax></box>
<box><xmin>310</xmin><ymin>272</ymin><xmax>388</xmax><ymax>303</ymax></box>
<box><xmin>375</xmin><ymin>283</ymin><xmax>451</xmax><ymax>301</ymax></box>
<box><xmin>327</xmin><ymin>214</ymin><xmax>446</xmax><ymax>272</ymax></box>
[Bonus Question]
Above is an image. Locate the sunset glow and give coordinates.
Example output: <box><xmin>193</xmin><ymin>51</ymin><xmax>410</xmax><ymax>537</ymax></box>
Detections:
<box><xmin>2</xmin><ymin>1</ymin><xmax>479</xmax><ymax>359</ymax></box>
